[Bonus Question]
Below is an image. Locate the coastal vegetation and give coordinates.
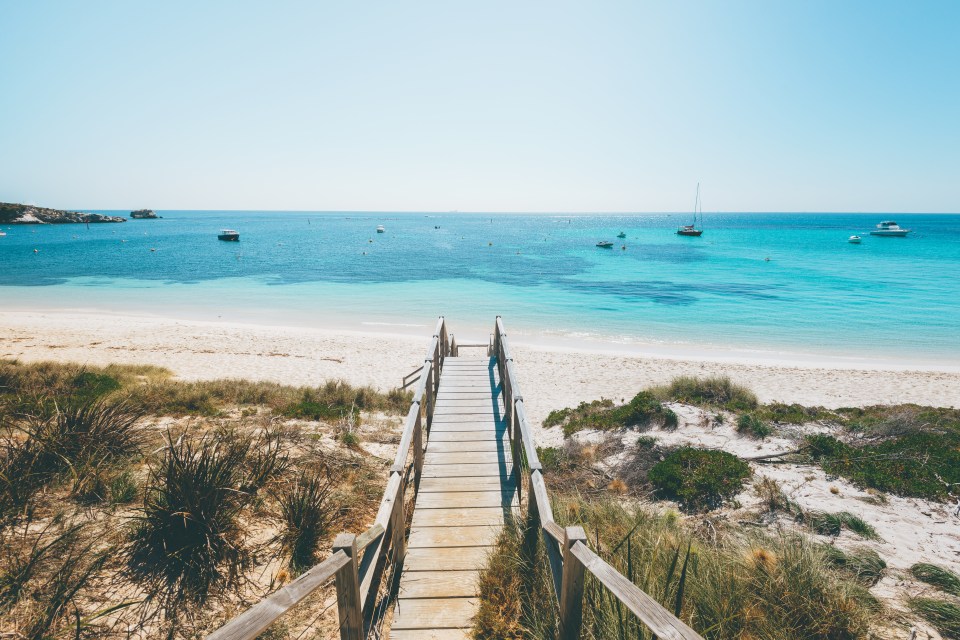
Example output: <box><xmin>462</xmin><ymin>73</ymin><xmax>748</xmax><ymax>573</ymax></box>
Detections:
<box><xmin>476</xmin><ymin>374</ymin><xmax>960</xmax><ymax>638</ymax></box>
<box><xmin>0</xmin><ymin>358</ymin><xmax>407</xmax><ymax>638</ymax></box>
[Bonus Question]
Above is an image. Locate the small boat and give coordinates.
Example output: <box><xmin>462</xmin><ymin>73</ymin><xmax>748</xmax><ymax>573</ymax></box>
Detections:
<box><xmin>596</xmin><ymin>241</ymin><xmax>614</xmax><ymax>248</ymax></box>
<box><xmin>848</xmin><ymin>235</ymin><xmax>862</xmax><ymax>244</ymax></box>
<box><xmin>0</xmin><ymin>231</ymin><xmax>6</xmax><ymax>237</ymax></box>
<box><xmin>677</xmin><ymin>183</ymin><xmax>704</xmax><ymax>236</ymax></box>
<box><xmin>869</xmin><ymin>221</ymin><xmax>910</xmax><ymax>237</ymax></box>
<box><xmin>376</xmin><ymin>225</ymin><xmax>385</xmax><ymax>233</ymax></box>
<box><xmin>218</xmin><ymin>229</ymin><xmax>240</xmax><ymax>241</ymax></box>
<box><xmin>616</xmin><ymin>231</ymin><xmax>626</xmax><ymax>239</ymax></box>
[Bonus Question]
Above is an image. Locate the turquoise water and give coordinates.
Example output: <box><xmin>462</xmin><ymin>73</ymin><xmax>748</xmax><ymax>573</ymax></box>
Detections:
<box><xmin>1</xmin><ymin>211</ymin><xmax>958</xmax><ymax>364</ymax></box>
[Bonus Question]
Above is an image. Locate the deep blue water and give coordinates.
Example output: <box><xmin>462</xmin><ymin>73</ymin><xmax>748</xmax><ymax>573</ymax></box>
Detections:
<box><xmin>2</xmin><ymin>211</ymin><xmax>959</xmax><ymax>363</ymax></box>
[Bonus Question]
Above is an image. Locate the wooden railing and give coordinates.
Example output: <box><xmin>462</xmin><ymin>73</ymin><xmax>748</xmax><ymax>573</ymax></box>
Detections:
<box><xmin>493</xmin><ymin>317</ymin><xmax>704</xmax><ymax>640</ymax></box>
<box><xmin>209</xmin><ymin>317</ymin><xmax>450</xmax><ymax>640</ymax></box>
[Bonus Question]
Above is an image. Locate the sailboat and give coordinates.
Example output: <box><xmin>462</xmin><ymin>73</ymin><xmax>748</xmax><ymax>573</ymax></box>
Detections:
<box><xmin>676</xmin><ymin>183</ymin><xmax>704</xmax><ymax>237</ymax></box>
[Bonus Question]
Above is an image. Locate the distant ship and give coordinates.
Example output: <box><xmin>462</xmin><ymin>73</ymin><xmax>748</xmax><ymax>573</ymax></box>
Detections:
<box><xmin>376</xmin><ymin>225</ymin><xmax>385</xmax><ymax>233</ymax></box>
<box><xmin>869</xmin><ymin>221</ymin><xmax>910</xmax><ymax>237</ymax></box>
<box><xmin>677</xmin><ymin>183</ymin><xmax>704</xmax><ymax>236</ymax></box>
<box><xmin>596</xmin><ymin>241</ymin><xmax>614</xmax><ymax>248</ymax></box>
<box><xmin>218</xmin><ymin>229</ymin><xmax>240</xmax><ymax>241</ymax></box>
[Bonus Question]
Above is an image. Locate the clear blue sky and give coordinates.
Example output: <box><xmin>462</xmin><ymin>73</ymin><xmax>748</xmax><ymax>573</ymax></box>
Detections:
<box><xmin>1</xmin><ymin>1</ymin><xmax>957</xmax><ymax>212</ymax></box>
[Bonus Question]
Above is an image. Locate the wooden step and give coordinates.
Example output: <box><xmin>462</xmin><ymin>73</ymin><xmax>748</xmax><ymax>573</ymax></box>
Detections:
<box><xmin>426</xmin><ymin>439</ymin><xmax>510</xmax><ymax>453</ymax></box>
<box><xmin>397</xmin><ymin>570</ymin><xmax>480</xmax><ymax>599</ymax></box>
<box><xmin>403</xmin><ymin>546</ymin><xmax>492</xmax><ymax>571</ymax></box>
<box><xmin>407</xmin><ymin>525</ymin><xmax>501</xmax><ymax>548</ymax></box>
<box><xmin>411</xmin><ymin>506</ymin><xmax>510</xmax><ymax>528</ymax></box>
<box><xmin>391</xmin><ymin>597</ymin><xmax>479</xmax><ymax>630</ymax></box>
<box><xmin>414</xmin><ymin>490</ymin><xmax>516</xmax><ymax>509</ymax></box>
<box><xmin>421</xmin><ymin>463</ymin><xmax>507</xmax><ymax>478</ymax></box>
<box><xmin>424</xmin><ymin>451</ymin><xmax>511</xmax><ymax>465</ymax></box>
<box><xmin>418</xmin><ymin>476</ymin><xmax>510</xmax><ymax>492</ymax></box>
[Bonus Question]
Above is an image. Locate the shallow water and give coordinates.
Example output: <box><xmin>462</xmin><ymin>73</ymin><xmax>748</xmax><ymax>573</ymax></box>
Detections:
<box><xmin>1</xmin><ymin>211</ymin><xmax>958</xmax><ymax>364</ymax></box>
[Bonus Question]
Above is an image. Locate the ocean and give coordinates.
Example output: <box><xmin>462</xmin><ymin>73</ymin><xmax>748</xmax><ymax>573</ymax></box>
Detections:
<box><xmin>2</xmin><ymin>211</ymin><xmax>958</xmax><ymax>366</ymax></box>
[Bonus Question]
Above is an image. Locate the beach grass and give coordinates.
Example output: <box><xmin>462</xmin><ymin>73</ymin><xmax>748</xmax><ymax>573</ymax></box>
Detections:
<box><xmin>911</xmin><ymin>563</ymin><xmax>960</xmax><ymax>597</ymax></box>
<box><xmin>543</xmin><ymin>391</ymin><xmax>677</xmax><ymax>436</ymax></box>
<box><xmin>649</xmin><ymin>375</ymin><xmax>759</xmax><ymax>412</ymax></box>
<box><xmin>474</xmin><ymin>494</ymin><xmax>877</xmax><ymax>639</ymax></box>
<box><xmin>909</xmin><ymin>598</ymin><xmax>960</xmax><ymax>639</ymax></box>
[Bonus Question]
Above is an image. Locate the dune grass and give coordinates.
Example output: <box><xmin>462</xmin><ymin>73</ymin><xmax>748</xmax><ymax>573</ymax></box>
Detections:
<box><xmin>736</xmin><ymin>413</ymin><xmax>772</xmax><ymax>439</ymax></box>
<box><xmin>911</xmin><ymin>563</ymin><xmax>960</xmax><ymax>597</ymax></box>
<box><xmin>273</xmin><ymin>470</ymin><xmax>343</xmax><ymax>572</ymax></box>
<box><xmin>543</xmin><ymin>391</ymin><xmax>678</xmax><ymax>436</ymax></box>
<box><xmin>474</xmin><ymin>494</ymin><xmax>877</xmax><ymax>639</ymax></box>
<box><xmin>820</xmin><ymin>545</ymin><xmax>887</xmax><ymax>586</ymax></box>
<box><xmin>649</xmin><ymin>375</ymin><xmax>759</xmax><ymax>412</ymax></box>
<box><xmin>909</xmin><ymin>598</ymin><xmax>960</xmax><ymax>639</ymax></box>
<box><xmin>804</xmin><ymin>511</ymin><xmax>879</xmax><ymax>540</ymax></box>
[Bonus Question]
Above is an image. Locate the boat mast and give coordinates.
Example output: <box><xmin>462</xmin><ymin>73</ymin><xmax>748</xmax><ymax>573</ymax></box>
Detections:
<box><xmin>693</xmin><ymin>182</ymin><xmax>700</xmax><ymax>227</ymax></box>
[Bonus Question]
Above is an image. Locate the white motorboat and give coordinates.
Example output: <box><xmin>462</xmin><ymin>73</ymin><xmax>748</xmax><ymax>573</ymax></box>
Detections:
<box><xmin>869</xmin><ymin>221</ymin><xmax>910</xmax><ymax>237</ymax></box>
<box><xmin>376</xmin><ymin>225</ymin><xmax>385</xmax><ymax>233</ymax></box>
<box><xmin>848</xmin><ymin>235</ymin><xmax>861</xmax><ymax>244</ymax></box>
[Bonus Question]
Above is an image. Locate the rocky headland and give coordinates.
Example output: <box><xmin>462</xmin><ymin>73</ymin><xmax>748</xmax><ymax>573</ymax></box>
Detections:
<box><xmin>129</xmin><ymin>209</ymin><xmax>160</xmax><ymax>219</ymax></box>
<box><xmin>0</xmin><ymin>202</ymin><xmax>126</xmax><ymax>224</ymax></box>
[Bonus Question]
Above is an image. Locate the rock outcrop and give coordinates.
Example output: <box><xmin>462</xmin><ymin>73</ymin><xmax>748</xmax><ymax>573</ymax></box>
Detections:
<box><xmin>129</xmin><ymin>209</ymin><xmax>160</xmax><ymax>219</ymax></box>
<box><xmin>0</xmin><ymin>202</ymin><xmax>126</xmax><ymax>224</ymax></box>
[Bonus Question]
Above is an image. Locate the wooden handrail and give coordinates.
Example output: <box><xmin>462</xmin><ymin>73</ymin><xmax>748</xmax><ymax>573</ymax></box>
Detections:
<box><xmin>493</xmin><ymin>316</ymin><xmax>705</xmax><ymax>640</ymax></box>
<box><xmin>209</xmin><ymin>317</ymin><xmax>448</xmax><ymax>640</ymax></box>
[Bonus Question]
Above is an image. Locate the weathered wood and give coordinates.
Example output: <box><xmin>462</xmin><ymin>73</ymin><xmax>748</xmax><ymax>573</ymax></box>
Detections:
<box><xmin>392</xmin><ymin>597</ymin><xmax>479</xmax><ymax>629</ymax></box>
<box><xmin>407</xmin><ymin>524</ymin><xmax>501</xmax><ymax>548</ymax></box>
<box><xmin>424</xmin><ymin>451</ymin><xmax>511</xmax><ymax>465</ymax></box>
<box><xmin>429</xmin><ymin>429</ymin><xmax>508</xmax><ymax>442</ymax></box>
<box><xmin>414</xmin><ymin>490</ymin><xmax>516</xmax><ymax>509</ymax></box>
<box><xmin>411</xmin><ymin>506</ymin><xmax>510</xmax><ymax>528</ymax></box>
<box><xmin>559</xmin><ymin>526</ymin><xmax>588</xmax><ymax>640</ymax></box>
<box><xmin>421</xmin><ymin>463</ymin><xmax>509</xmax><ymax>478</ymax></box>
<box><xmin>206</xmin><ymin>551</ymin><xmax>350</xmax><ymax>640</ymax></box>
<box><xmin>570</xmin><ymin>541</ymin><xmax>704</xmax><ymax>640</ymax></box>
<box><xmin>392</xmin><ymin>401</ymin><xmax>422</xmax><ymax>470</ymax></box>
<box><xmin>403</xmin><ymin>546</ymin><xmax>492</xmax><ymax>571</ymax></box>
<box><xmin>514</xmin><ymin>401</ymin><xmax>541</xmax><ymax>470</ymax></box>
<box><xmin>391</xmin><ymin>478</ymin><xmax>407</xmax><ymax>564</ymax></box>
<box><xmin>332</xmin><ymin>534</ymin><xmax>362</xmax><ymax>640</ymax></box>
<box><xmin>529</xmin><ymin>471</ymin><xmax>554</xmax><ymax>528</ymax></box>
<box><xmin>397</xmin><ymin>570</ymin><xmax>480</xmax><ymax>599</ymax></box>
<box><xmin>413</xmin><ymin>409</ymin><xmax>424</xmax><ymax>486</ymax></box>
<box><xmin>391</xmin><ymin>629</ymin><xmax>471</xmax><ymax>640</ymax></box>
<box><xmin>426</xmin><ymin>438</ymin><xmax>510</xmax><ymax>453</ymax></box>
<box><xmin>355</xmin><ymin>523</ymin><xmax>384</xmax><ymax>553</ymax></box>
<box><xmin>418</xmin><ymin>476</ymin><xmax>508</xmax><ymax>492</ymax></box>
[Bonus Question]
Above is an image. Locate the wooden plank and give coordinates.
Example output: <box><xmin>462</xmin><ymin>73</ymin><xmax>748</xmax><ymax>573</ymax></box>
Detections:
<box><xmin>391</xmin><ymin>629</ymin><xmax>471</xmax><ymax>640</ymax></box>
<box><xmin>429</xmin><ymin>422</ymin><xmax>504</xmax><ymax>432</ymax></box>
<box><xmin>424</xmin><ymin>451</ymin><xmax>511</xmax><ymax>465</ymax></box>
<box><xmin>426</xmin><ymin>439</ymin><xmax>509</xmax><ymax>453</ymax></box>
<box><xmin>403</xmin><ymin>546</ymin><xmax>492</xmax><ymax>571</ymax></box>
<box><xmin>407</xmin><ymin>525</ymin><xmax>501</xmax><ymax>548</ymax></box>
<box><xmin>411</xmin><ymin>506</ymin><xmax>509</xmax><ymax>528</ymax></box>
<box><xmin>430</xmin><ymin>415</ymin><xmax>505</xmax><ymax>425</ymax></box>
<box><xmin>397</xmin><ymin>570</ymin><xmax>480</xmax><ymax>599</ymax></box>
<box><xmin>418</xmin><ymin>476</ymin><xmax>508</xmax><ymax>492</ymax></box>
<box><xmin>392</xmin><ymin>597</ymin><xmax>479</xmax><ymax>629</ymax></box>
<box><xmin>421</xmin><ymin>463</ymin><xmax>506</xmax><ymax>478</ymax></box>
<box><xmin>429</xmin><ymin>430</ymin><xmax>506</xmax><ymax>442</ymax></box>
<box><xmin>414</xmin><ymin>490</ymin><xmax>516</xmax><ymax>509</ymax></box>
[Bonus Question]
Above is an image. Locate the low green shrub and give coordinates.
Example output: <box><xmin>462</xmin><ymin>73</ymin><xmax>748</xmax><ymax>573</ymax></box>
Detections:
<box><xmin>649</xmin><ymin>447</ymin><xmax>752</xmax><ymax>512</ymax></box>
<box><xmin>545</xmin><ymin>392</ymin><xmax>677</xmax><ymax>436</ymax></box>
<box><xmin>806</xmin><ymin>431</ymin><xmax>960</xmax><ymax>501</ymax></box>
<box><xmin>736</xmin><ymin>413</ymin><xmax>772</xmax><ymax>439</ymax></box>
<box><xmin>755</xmin><ymin>402</ymin><xmax>833</xmax><ymax>424</ymax></box>
<box><xmin>911</xmin><ymin>563</ymin><xmax>960</xmax><ymax>597</ymax></box>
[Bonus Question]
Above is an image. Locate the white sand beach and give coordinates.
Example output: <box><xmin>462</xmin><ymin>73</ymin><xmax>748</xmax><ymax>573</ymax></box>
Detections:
<box><xmin>2</xmin><ymin>310</ymin><xmax>957</xmax><ymax>432</ymax></box>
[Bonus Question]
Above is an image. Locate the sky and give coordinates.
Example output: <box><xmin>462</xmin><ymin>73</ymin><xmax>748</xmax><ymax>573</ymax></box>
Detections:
<box><xmin>1</xmin><ymin>1</ymin><xmax>958</xmax><ymax>213</ymax></box>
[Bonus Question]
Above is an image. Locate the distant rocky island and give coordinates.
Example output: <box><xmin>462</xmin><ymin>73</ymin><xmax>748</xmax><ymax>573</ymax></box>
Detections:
<box><xmin>129</xmin><ymin>209</ymin><xmax>160</xmax><ymax>219</ymax></box>
<box><xmin>0</xmin><ymin>202</ymin><xmax>125</xmax><ymax>224</ymax></box>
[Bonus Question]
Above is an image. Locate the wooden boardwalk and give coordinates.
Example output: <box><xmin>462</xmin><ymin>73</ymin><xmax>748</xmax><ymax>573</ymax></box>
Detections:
<box><xmin>390</xmin><ymin>356</ymin><xmax>516</xmax><ymax>639</ymax></box>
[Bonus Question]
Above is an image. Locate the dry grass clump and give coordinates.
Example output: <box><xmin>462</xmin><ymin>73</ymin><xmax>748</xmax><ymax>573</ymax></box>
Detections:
<box><xmin>272</xmin><ymin>470</ymin><xmax>344</xmax><ymax>572</ymax></box>
<box><xmin>650</xmin><ymin>375</ymin><xmax>758</xmax><ymax>412</ymax></box>
<box><xmin>474</xmin><ymin>494</ymin><xmax>877</xmax><ymax>639</ymax></box>
<box><xmin>753</xmin><ymin>476</ymin><xmax>792</xmax><ymax>514</ymax></box>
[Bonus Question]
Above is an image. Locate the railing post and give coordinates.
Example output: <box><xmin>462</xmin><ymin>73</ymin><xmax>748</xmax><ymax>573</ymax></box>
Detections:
<box><xmin>333</xmin><ymin>534</ymin><xmax>362</xmax><ymax>640</ymax></box>
<box><xmin>412</xmin><ymin>409</ymin><xmax>424</xmax><ymax>487</ymax></box>
<box><xmin>424</xmin><ymin>362</ymin><xmax>434</xmax><ymax>430</ymax></box>
<box><xmin>512</xmin><ymin>400</ymin><xmax>522</xmax><ymax>505</ymax></box>
<box><xmin>391</xmin><ymin>473</ymin><xmax>407</xmax><ymax>564</ymax></box>
<box><xmin>559</xmin><ymin>527</ymin><xmax>588</xmax><ymax>640</ymax></box>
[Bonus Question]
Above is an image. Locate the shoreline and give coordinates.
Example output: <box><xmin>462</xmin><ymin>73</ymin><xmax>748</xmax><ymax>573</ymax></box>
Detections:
<box><xmin>2</xmin><ymin>310</ymin><xmax>958</xmax><ymax>429</ymax></box>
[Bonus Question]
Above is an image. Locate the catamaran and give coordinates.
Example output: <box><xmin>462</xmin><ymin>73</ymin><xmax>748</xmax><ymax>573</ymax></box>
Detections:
<box><xmin>677</xmin><ymin>183</ymin><xmax>704</xmax><ymax>236</ymax></box>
